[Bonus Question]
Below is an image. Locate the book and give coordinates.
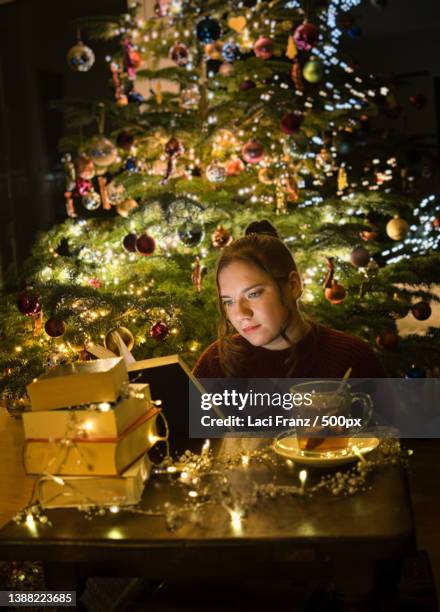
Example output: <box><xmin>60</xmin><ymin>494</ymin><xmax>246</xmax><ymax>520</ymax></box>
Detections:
<box><xmin>23</xmin><ymin>383</ymin><xmax>151</xmax><ymax>440</ymax></box>
<box><xmin>24</xmin><ymin>405</ymin><xmax>161</xmax><ymax>476</ymax></box>
<box><xmin>36</xmin><ymin>454</ymin><xmax>151</xmax><ymax>509</ymax></box>
<box><xmin>127</xmin><ymin>355</ymin><xmax>221</xmax><ymax>457</ymax></box>
<box><xmin>26</xmin><ymin>357</ymin><xmax>128</xmax><ymax>412</ymax></box>
<box><xmin>128</xmin><ymin>355</ymin><xmax>204</xmax><ymax>435</ymax></box>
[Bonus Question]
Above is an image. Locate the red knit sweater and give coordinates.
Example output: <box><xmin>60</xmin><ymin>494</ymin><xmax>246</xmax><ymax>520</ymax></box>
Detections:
<box><xmin>193</xmin><ymin>324</ymin><xmax>387</xmax><ymax>378</ymax></box>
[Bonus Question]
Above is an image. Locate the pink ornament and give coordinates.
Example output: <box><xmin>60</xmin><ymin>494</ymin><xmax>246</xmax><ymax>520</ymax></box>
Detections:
<box><xmin>88</xmin><ymin>278</ymin><xmax>102</xmax><ymax>289</ymax></box>
<box><xmin>242</xmin><ymin>141</ymin><xmax>264</xmax><ymax>164</ymax></box>
<box><xmin>253</xmin><ymin>37</ymin><xmax>274</xmax><ymax>60</ymax></box>
<box><xmin>123</xmin><ymin>38</ymin><xmax>142</xmax><ymax>80</ymax></box>
<box><xmin>293</xmin><ymin>22</ymin><xmax>319</xmax><ymax>51</ymax></box>
<box><xmin>75</xmin><ymin>177</ymin><xmax>92</xmax><ymax>197</ymax></box>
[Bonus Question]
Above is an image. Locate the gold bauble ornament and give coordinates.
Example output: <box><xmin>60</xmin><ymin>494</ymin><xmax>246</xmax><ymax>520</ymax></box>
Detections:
<box><xmin>386</xmin><ymin>215</ymin><xmax>409</xmax><ymax>241</ymax></box>
<box><xmin>205</xmin><ymin>42</ymin><xmax>222</xmax><ymax>59</ymax></box>
<box><xmin>116</xmin><ymin>95</ymin><xmax>129</xmax><ymax>107</ymax></box>
<box><xmin>105</xmin><ymin>326</ymin><xmax>134</xmax><ymax>354</ymax></box>
<box><xmin>258</xmin><ymin>167</ymin><xmax>276</xmax><ymax>185</ymax></box>
<box><xmin>116</xmin><ymin>198</ymin><xmax>138</xmax><ymax>218</ymax></box>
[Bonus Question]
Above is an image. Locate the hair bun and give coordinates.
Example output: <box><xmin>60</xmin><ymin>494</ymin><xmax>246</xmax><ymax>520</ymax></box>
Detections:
<box><xmin>245</xmin><ymin>220</ymin><xmax>279</xmax><ymax>238</ymax></box>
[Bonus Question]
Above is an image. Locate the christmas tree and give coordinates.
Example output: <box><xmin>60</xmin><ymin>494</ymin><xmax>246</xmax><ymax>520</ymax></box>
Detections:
<box><xmin>2</xmin><ymin>0</ymin><xmax>440</xmax><ymax>401</ymax></box>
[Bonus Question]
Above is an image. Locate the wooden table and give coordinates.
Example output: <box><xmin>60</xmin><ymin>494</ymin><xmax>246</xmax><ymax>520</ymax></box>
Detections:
<box><xmin>0</xmin><ymin>423</ymin><xmax>417</xmax><ymax>598</ymax></box>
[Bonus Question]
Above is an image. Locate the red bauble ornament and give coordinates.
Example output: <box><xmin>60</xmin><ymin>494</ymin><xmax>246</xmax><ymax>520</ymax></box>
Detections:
<box><xmin>123</xmin><ymin>233</ymin><xmax>137</xmax><ymax>253</ymax></box>
<box><xmin>239</xmin><ymin>79</ymin><xmax>256</xmax><ymax>91</ymax></box>
<box><xmin>253</xmin><ymin>37</ymin><xmax>274</xmax><ymax>60</ymax></box>
<box><xmin>170</xmin><ymin>43</ymin><xmax>189</xmax><ymax>66</ymax></box>
<box><xmin>409</xmin><ymin>93</ymin><xmax>427</xmax><ymax>110</ymax></box>
<box><xmin>44</xmin><ymin>317</ymin><xmax>66</xmax><ymax>338</ymax></box>
<box><xmin>280</xmin><ymin>113</ymin><xmax>303</xmax><ymax>135</ymax></box>
<box><xmin>376</xmin><ymin>329</ymin><xmax>399</xmax><ymax>351</ymax></box>
<box><xmin>350</xmin><ymin>246</ymin><xmax>371</xmax><ymax>268</ymax></box>
<box><xmin>293</xmin><ymin>22</ymin><xmax>319</xmax><ymax>51</ymax></box>
<box><xmin>432</xmin><ymin>217</ymin><xmax>440</xmax><ymax>229</ymax></box>
<box><xmin>242</xmin><ymin>141</ymin><xmax>264</xmax><ymax>164</ymax></box>
<box><xmin>324</xmin><ymin>280</ymin><xmax>346</xmax><ymax>304</ymax></box>
<box><xmin>150</xmin><ymin>321</ymin><xmax>169</xmax><ymax>340</ymax></box>
<box><xmin>17</xmin><ymin>288</ymin><xmax>42</xmax><ymax>316</ymax></box>
<box><xmin>116</xmin><ymin>132</ymin><xmax>134</xmax><ymax>151</ymax></box>
<box><xmin>411</xmin><ymin>301</ymin><xmax>432</xmax><ymax>321</ymax></box>
<box><xmin>136</xmin><ymin>233</ymin><xmax>156</xmax><ymax>256</ymax></box>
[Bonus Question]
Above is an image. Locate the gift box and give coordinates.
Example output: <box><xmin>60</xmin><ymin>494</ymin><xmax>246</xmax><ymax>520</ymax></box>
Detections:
<box><xmin>23</xmin><ymin>383</ymin><xmax>151</xmax><ymax>440</ymax></box>
<box><xmin>24</xmin><ymin>405</ymin><xmax>161</xmax><ymax>476</ymax></box>
<box><xmin>26</xmin><ymin>357</ymin><xmax>128</xmax><ymax>412</ymax></box>
<box><xmin>36</xmin><ymin>454</ymin><xmax>151</xmax><ymax>509</ymax></box>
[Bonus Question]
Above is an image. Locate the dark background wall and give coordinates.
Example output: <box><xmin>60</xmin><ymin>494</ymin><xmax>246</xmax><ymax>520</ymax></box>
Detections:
<box><xmin>0</xmin><ymin>0</ymin><xmax>125</xmax><ymax>288</ymax></box>
<box><xmin>349</xmin><ymin>0</ymin><xmax>440</xmax><ymax>147</ymax></box>
<box><xmin>0</xmin><ymin>0</ymin><xmax>439</xmax><ymax>289</ymax></box>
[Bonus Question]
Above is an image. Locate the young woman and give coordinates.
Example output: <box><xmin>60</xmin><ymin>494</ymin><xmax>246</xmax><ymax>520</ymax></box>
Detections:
<box><xmin>193</xmin><ymin>220</ymin><xmax>387</xmax><ymax>378</ymax></box>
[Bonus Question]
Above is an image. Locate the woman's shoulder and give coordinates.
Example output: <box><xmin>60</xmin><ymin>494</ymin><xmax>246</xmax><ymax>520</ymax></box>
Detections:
<box><xmin>192</xmin><ymin>335</ymin><xmax>249</xmax><ymax>378</ymax></box>
<box><xmin>316</xmin><ymin>324</ymin><xmax>387</xmax><ymax>377</ymax></box>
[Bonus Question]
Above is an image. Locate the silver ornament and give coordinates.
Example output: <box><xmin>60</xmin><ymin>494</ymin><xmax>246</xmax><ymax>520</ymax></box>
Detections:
<box><xmin>82</xmin><ymin>190</ymin><xmax>101</xmax><ymax>211</ymax></box>
<box><xmin>180</xmin><ymin>84</ymin><xmax>201</xmax><ymax>109</ymax></box>
<box><xmin>206</xmin><ymin>162</ymin><xmax>226</xmax><ymax>183</ymax></box>
<box><xmin>67</xmin><ymin>41</ymin><xmax>95</xmax><ymax>73</ymax></box>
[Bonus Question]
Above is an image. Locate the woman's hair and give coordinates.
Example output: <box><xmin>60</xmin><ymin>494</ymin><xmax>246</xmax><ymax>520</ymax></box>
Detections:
<box><xmin>216</xmin><ymin>220</ymin><xmax>309</xmax><ymax>376</ymax></box>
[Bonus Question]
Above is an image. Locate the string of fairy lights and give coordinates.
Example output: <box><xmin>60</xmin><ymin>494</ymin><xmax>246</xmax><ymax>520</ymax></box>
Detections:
<box><xmin>6</xmin><ymin>0</ymin><xmax>439</xmax><ymax>382</ymax></box>
<box><xmin>14</xmin><ymin>418</ymin><xmax>411</xmax><ymax>535</ymax></box>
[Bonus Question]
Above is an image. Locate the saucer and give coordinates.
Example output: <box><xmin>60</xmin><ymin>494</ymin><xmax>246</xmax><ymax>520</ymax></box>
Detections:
<box><xmin>272</xmin><ymin>436</ymin><xmax>380</xmax><ymax>467</ymax></box>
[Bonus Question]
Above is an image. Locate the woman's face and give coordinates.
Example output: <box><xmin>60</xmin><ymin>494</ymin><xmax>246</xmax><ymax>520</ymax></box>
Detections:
<box><xmin>218</xmin><ymin>260</ymin><xmax>294</xmax><ymax>350</ymax></box>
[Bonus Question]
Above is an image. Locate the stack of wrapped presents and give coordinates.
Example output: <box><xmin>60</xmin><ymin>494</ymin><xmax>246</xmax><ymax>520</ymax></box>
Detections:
<box><xmin>22</xmin><ymin>357</ymin><xmax>160</xmax><ymax>508</ymax></box>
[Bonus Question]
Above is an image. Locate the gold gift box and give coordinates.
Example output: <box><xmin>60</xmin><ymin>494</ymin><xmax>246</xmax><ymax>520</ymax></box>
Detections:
<box><xmin>26</xmin><ymin>357</ymin><xmax>128</xmax><ymax>412</ymax></box>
